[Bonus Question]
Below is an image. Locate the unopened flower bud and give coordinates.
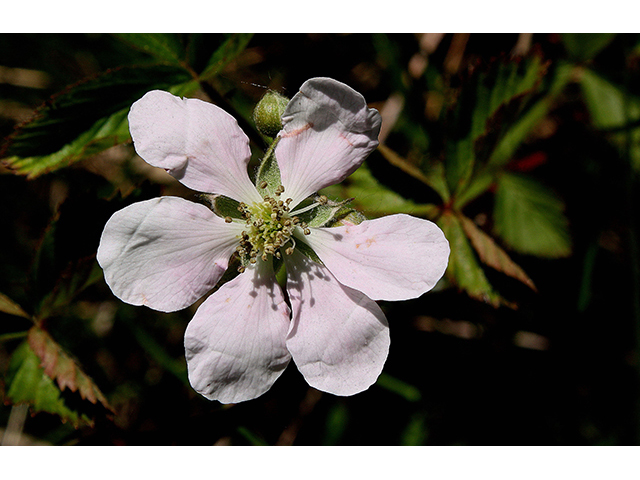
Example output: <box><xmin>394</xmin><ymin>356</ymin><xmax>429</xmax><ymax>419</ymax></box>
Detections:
<box><xmin>253</xmin><ymin>90</ymin><xmax>289</xmax><ymax>138</ymax></box>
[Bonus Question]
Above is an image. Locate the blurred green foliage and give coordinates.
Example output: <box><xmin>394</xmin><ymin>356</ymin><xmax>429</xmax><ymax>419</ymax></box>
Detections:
<box><xmin>1</xmin><ymin>33</ymin><xmax>640</xmax><ymax>445</ymax></box>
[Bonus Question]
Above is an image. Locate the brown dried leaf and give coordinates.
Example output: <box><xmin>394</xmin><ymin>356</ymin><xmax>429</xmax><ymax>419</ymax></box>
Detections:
<box><xmin>27</xmin><ymin>326</ymin><xmax>112</xmax><ymax>411</ymax></box>
<box><xmin>459</xmin><ymin>213</ymin><xmax>536</xmax><ymax>291</ymax></box>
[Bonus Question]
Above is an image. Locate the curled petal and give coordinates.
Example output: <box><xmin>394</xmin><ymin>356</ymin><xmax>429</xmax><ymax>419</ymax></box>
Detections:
<box><xmin>303</xmin><ymin>214</ymin><xmax>450</xmax><ymax>301</ymax></box>
<box><xmin>129</xmin><ymin>90</ymin><xmax>262</xmax><ymax>203</ymax></box>
<box><xmin>276</xmin><ymin>78</ymin><xmax>382</xmax><ymax>206</ymax></box>
<box><xmin>185</xmin><ymin>261</ymin><xmax>291</xmax><ymax>404</ymax></box>
<box><xmin>97</xmin><ymin>196</ymin><xmax>243</xmax><ymax>312</ymax></box>
<box><xmin>285</xmin><ymin>252</ymin><xmax>389</xmax><ymax>396</ymax></box>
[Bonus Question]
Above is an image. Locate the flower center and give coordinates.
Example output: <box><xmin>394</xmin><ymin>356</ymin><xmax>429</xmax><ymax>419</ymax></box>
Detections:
<box><xmin>234</xmin><ymin>186</ymin><xmax>310</xmax><ymax>271</ymax></box>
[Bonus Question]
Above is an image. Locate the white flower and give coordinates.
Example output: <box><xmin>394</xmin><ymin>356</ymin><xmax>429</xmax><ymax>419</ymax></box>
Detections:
<box><xmin>97</xmin><ymin>78</ymin><xmax>450</xmax><ymax>403</ymax></box>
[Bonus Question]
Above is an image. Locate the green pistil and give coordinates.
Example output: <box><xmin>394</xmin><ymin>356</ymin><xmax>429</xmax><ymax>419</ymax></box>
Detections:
<box><xmin>235</xmin><ymin>186</ymin><xmax>309</xmax><ymax>272</ymax></box>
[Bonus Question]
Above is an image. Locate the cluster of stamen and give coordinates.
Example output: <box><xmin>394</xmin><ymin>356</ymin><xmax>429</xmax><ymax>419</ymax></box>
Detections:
<box><xmin>234</xmin><ymin>185</ymin><xmax>311</xmax><ymax>272</ymax></box>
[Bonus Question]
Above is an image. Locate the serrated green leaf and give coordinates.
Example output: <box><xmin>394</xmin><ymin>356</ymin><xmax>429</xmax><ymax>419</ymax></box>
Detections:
<box><xmin>0</xmin><ymin>292</ymin><xmax>30</xmax><ymax>319</ymax></box>
<box><xmin>455</xmin><ymin>62</ymin><xmax>574</xmax><ymax>210</ymax></box>
<box><xmin>4</xmin><ymin>108</ymin><xmax>130</xmax><ymax>177</ymax></box>
<box><xmin>2</xmin><ymin>64</ymin><xmax>192</xmax><ymax>177</ymax></box>
<box><xmin>5</xmin><ymin>341</ymin><xmax>93</xmax><ymax>427</ymax></box>
<box><xmin>199</xmin><ymin>34</ymin><xmax>254</xmax><ymax>81</ymax></box>
<box><xmin>114</xmin><ymin>33</ymin><xmax>186</xmax><ymax>65</ymax></box>
<box><xmin>459</xmin><ymin>214</ymin><xmax>536</xmax><ymax>290</ymax></box>
<box><xmin>579</xmin><ymin>68</ymin><xmax>640</xmax><ymax>130</ymax></box>
<box><xmin>321</xmin><ymin>162</ymin><xmax>438</xmax><ymax>219</ymax></box>
<box><xmin>444</xmin><ymin>55</ymin><xmax>547</xmax><ymax>193</ymax></box>
<box><xmin>493</xmin><ymin>173</ymin><xmax>571</xmax><ymax>258</ymax></box>
<box><xmin>437</xmin><ymin>212</ymin><xmax>504</xmax><ymax>307</ymax></box>
<box><xmin>579</xmin><ymin>67</ymin><xmax>640</xmax><ymax>171</ymax></box>
<box><xmin>488</xmin><ymin>62</ymin><xmax>574</xmax><ymax>168</ymax></box>
<box><xmin>452</xmin><ymin>170</ymin><xmax>495</xmax><ymax>210</ymax></box>
<box><xmin>27</xmin><ymin>326</ymin><xmax>112</xmax><ymax>411</ymax></box>
<box><xmin>562</xmin><ymin>33</ymin><xmax>617</xmax><ymax>61</ymax></box>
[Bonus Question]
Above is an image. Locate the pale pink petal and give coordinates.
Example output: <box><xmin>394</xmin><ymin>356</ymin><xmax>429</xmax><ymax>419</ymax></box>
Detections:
<box><xmin>129</xmin><ymin>90</ymin><xmax>262</xmax><ymax>203</ymax></box>
<box><xmin>302</xmin><ymin>214</ymin><xmax>450</xmax><ymax>301</ymax></box>
<box><xmin>276</xmin><ymin>78</ymin><xmax>382</xmax><ymax>206</ymax></box>
<box><xmin>97</xmin><ymin>196</ymin><xmax>244</xmax><ymax>313</ymax></box>
<box><xmin>185</xmin><ymin>260</ymin><xmax>291</xmax><ymax>403</ymax></box>
<box><xmin>285</xmin><ymin>252</ymin><xmax>389</xmax><ymax>396</ymax></box>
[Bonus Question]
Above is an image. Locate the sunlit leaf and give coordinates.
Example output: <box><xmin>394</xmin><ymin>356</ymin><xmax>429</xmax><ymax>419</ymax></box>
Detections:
<box><xmin>459</xmin><ymin>214</ymin><xmax>536</xmax><ymax>291</ymax></box>
<box><xmin>437</xmin><ymin>211</ymin><xmax>505</xmax><ymax>307</ymax></box>
<box><xmin>0</xmin><ymin>292</ymin><xmax>30</xmax><ymax>319</ymax></box>
<box><xmin>27</xmin><ymin>326</ymin><xmax>112</xmax><ymax>411</ymax></box>
<box><xmin>562</xmin><ymin>33</ymin><xmax>617</xmax><ymax>61</ymax></box>
<box><xmin>5</xmin><ymin>341</ymin><xmax>93</xmax><ymax>427</ymax></box>
<box><xmin>493</xmin><ymin>173</ymin><xmax>571</xmax><ymax>258</ymax></box>
<box><xmin>321</xmin><ymin>163</ymin><xmax>438</xmax><ymax>219</ymax></box>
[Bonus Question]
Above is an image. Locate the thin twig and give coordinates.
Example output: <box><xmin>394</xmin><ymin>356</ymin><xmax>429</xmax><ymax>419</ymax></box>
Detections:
<box><xmin>1</xmin><ymin>404</ymin><xmax>29</xmax><ymax>446</ymax></box>
<box><xmin>276</xmin><ymin>388</ymin><xmax>323</xmax><ymax>446</ymax></box>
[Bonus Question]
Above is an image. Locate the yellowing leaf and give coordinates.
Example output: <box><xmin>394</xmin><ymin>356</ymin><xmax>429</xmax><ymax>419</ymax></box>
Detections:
<box><xmin>27</xmin><ymin>326</ymin><xmax>112</xmax><ymax>412</ymax></box>
<box><xmin>437</xmin><ymin>212</ymin><xmax>506</xmax><ymax>307</ymax></box>
<box><xmin>459</xmin><ymin>214</ymin><xmax>536</xmax><ymax>291</ymax></box>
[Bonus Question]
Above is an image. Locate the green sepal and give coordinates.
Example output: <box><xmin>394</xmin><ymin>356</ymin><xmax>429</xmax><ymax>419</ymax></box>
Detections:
<box><xmin>198</xmin><ymin>194</ymin><xmax>244</xmax><ymax>220</ymax></box>
<box><xmin>294</xmin><ymin>238</ymin><xmax>324</xmax><ymax>266</ymax></box>
<box><xmin>273</xmin><ymin>256</ymin><xmax>287</xmax><ymax>288</ymax></box>
<box><xmin>298</xmin><ymin>197</ymin><xmax>355</xmax><ymax>228</ymax></box>
<box><xmin>255</xmin><ymin>137</ymin><xmax>282</xmax><ymax>198</ymax></box>
<box><xmin>332</xmin><ymin>210</ymin><xmax>367</xmax><ymax>227</ymax></box>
